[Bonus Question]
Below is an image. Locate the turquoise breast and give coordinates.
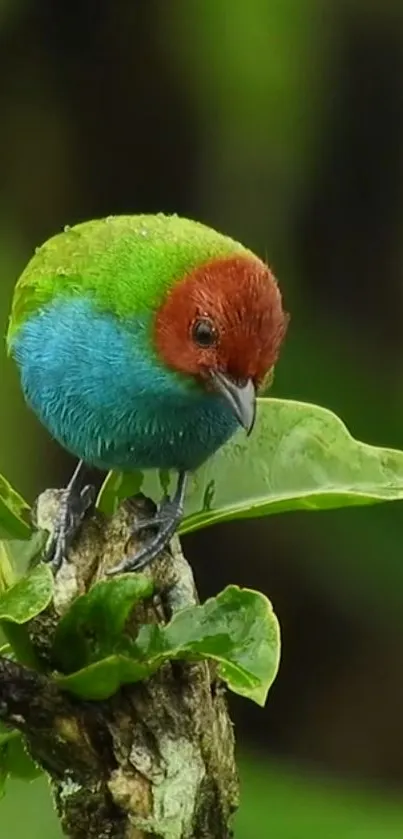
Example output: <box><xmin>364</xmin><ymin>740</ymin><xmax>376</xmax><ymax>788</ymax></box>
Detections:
<box><xmin>11</xmin><ymin>298</ymin><xmax>238</xmax><ymax>472</ymax></box>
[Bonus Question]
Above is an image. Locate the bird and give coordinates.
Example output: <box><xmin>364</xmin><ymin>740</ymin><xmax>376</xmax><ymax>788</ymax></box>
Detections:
<box><xmin>7</xmin><ymin>213</ymin><xmax>288</xmax><ymax>575</ymax></box>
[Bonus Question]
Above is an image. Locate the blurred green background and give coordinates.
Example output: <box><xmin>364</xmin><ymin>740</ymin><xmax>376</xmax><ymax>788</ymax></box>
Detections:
<box><xmin>2</xmin><ymin>0</ymin><xmax>403</xmax><ymax>836</ymax></box>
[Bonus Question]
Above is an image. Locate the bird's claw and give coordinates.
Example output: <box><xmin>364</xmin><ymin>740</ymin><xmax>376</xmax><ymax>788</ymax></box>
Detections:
<box><xmin>129</xmin><ymin>498</ymin><xmax>179</xmax><ymax>535</ymax></box>
<box><xmin>107</xmin><ymin>472</ymin><xmax>187</xmax><ymax>576</ymax></box>
<box><xmin>43</xmin><ymin>482</ymin><xmax>95</xmax><ymax>572</ymax></box>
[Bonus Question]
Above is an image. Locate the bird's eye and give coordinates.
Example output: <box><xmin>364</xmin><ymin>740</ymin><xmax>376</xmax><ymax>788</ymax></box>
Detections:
<box><xmin>191</xmin><ymin>318</ymin><xmax>217</xmax><ymax>348</ymax></box>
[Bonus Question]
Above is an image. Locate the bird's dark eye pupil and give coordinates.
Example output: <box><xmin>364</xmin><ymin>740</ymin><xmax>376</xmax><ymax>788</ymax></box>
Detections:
<box><xmin>192</xmin><ymin>318</ymin><xmax>217</xmax><ymax>347</ymax></box>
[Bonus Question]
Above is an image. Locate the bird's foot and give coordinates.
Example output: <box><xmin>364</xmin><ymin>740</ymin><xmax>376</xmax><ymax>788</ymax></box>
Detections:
<box><xmin>107</xmin><ymin>471</ymin><xmax>187</xmax><ymax>576</ymax></box>
<box><xmin>43</xmin><ymin>462</ymin><xmax>95</xmax><ymax>573</ymax></box>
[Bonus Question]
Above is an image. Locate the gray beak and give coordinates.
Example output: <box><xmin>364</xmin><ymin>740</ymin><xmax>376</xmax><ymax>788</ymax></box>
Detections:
<box><xmin>210</xmin><ymin>370</ymin><xmax>256</xmax><ymax>435</ymax></box>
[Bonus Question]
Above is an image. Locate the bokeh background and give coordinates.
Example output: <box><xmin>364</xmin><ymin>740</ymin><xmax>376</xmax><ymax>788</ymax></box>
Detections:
<box><xmin>2</xmin><ymin>1</ymin><xmax>403</xmax><ymax>837</ymax></box>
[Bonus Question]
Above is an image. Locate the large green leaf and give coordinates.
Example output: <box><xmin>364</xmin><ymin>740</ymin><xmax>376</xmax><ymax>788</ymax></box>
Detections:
<box><xmin>0</xmin><ymin>564</ymin><xmax>53</xmax><ymax>669</ymax></box>
<box><xmin>0</xmin><ymin>727</ymin><xmax>42</xmax><ymax>798</ymax></box>
<box><xmin>53</xmin><ymin>574</ymin><xmax>153</xmax><ymax>672</ymax></box>
<box><xmin>0</xmin><ymin>564</ymin><xmax>53</xmax><ymax>625</ymax></box>
<box><xmin>0</xmin><ymin>534</ymin><xmax>46</xmax><ymax>594</ymax></box>
<box><xmin>138</xmin><ymin>585</ymin><xmax>280</xmax><ymax>705</ymax></box>
<box><xmin>0</xmin><ymin>476</ymin><xmax>31</xmax><ymax>541</ymax></box>
<box><xmin>55</xmin><ymin>585</ymin><xmax>279</xmax><ymax>706</ymax></box>
<box><xmin>97</xmin><ymin>398</ymin><xmax>403</xmax><ymax>534</ymax></box>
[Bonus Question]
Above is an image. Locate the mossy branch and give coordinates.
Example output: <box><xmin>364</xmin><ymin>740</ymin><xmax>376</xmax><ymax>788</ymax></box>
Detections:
<box><xmin>0</xmin><ymin>492</ymin><xmax>238</xmax><ymax>839</ymax></box>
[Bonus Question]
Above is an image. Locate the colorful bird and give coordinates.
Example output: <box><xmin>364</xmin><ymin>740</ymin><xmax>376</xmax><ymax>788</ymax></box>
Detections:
<box><xmin>7</xmin><ymin>214</ymin><xmax>288</xmax><ymax>574</ymax></box>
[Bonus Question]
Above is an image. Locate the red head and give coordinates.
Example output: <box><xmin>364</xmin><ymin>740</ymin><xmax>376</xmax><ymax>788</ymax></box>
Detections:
<box><xmin>154</xmin><ymin>255</ymin><xmax>289</xmax><ymax>433</ymax></box>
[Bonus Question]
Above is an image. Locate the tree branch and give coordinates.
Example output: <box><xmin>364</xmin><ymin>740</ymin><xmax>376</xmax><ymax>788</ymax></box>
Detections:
<box><xmin>0</xmin><ymin>491</ymin><xmax>238</xmax><ymax>839</ymax></box>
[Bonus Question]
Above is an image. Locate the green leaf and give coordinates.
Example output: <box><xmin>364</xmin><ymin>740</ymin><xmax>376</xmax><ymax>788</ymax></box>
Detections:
<box><xmin>5</xmin><ymin>737</ymin><xmax>41</xmax><ymax>781</ymax></box>
<box><xmin>55</xmin><ymin>655</ymin><xmax>153</xmax><ymax>700</ymax></box>
<box><xmin>1</xmin><ymin>621</ymin><xmax>41</xmax><ymax>670</ymax></box>
<box><xmin>53</xmin><ymin>574</ymin><xmax>154</xmax><ymax>673</ymax></box>
<box><xmin>96</xmin><ymin>470</ymin><xmax>143</xmax><ymax>516</ymax></box>
<box><xmin>0</xmin><ymin>534</ymin><xmax>44</xmax><ymax>594</ymax></box>
<box><xmin>138</xmin><ymin>585</ymin><xmax>280</xmax><ymax>705</ymax></box>
<box><xmin>0</xmin><ymin>723</ymin><xmax>19</xmax><ymax>748</ymax></box>
<box><xmin>0</xmin><ymin>564</ymin><xmax>53</xmax><ymax>625</ymax></box>
<box><xmin>0</xmin><ymin>542</ymin><xmax>16</xmax><ymax>592</ymax></box>
<box><xmin>55</xmin><ymin>586</ymin><xmax>280</xmax><ymax>706</ymax></box>
<box><xmin>0</xmin><ymin>475</ymin><xmax>31</xmax><ymax>540</ymax></box>
<box><xmin>5</xmin><ymin>533</ymin><xmax>48</xmax><ymax>577</ymax></box>
<box><xmin>97</xmin><ymin>398</ymin><xmax>403</xmax><ymax>534</ymax></box>
<box><xmin>0</xmin><ymin>564</ymin><xmax>53</xmax><ymax>668</ymax></box>
<box><xmin>0</xmin><ymin>729</ymin><xmax>42</xmax><ymax>797</ymax></box>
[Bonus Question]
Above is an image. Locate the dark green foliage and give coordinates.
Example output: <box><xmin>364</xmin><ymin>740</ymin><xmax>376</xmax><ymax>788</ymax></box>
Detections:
<box><xmin>0</xmin><ymin>726</ymin><xmax>41</xmax><ymax>799</ymax></box>
<box><xmin>3</xmin><ymin>395</ymin><xmax>403</xmax><ymax>818</ymax></box>
<box><xmin>54</xmin><ymin>582</ymin><xmax>279</xmax><ymax>705</ymax></box>
<box><xmin>0</xmin><ymin>476</ymin><xmax>31</xmax><ymax>541</ymax></box>
<box><xmin>0</xmin><ymin>565</ymin><xmax>53</xmax><ymax>624</ymax></box>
